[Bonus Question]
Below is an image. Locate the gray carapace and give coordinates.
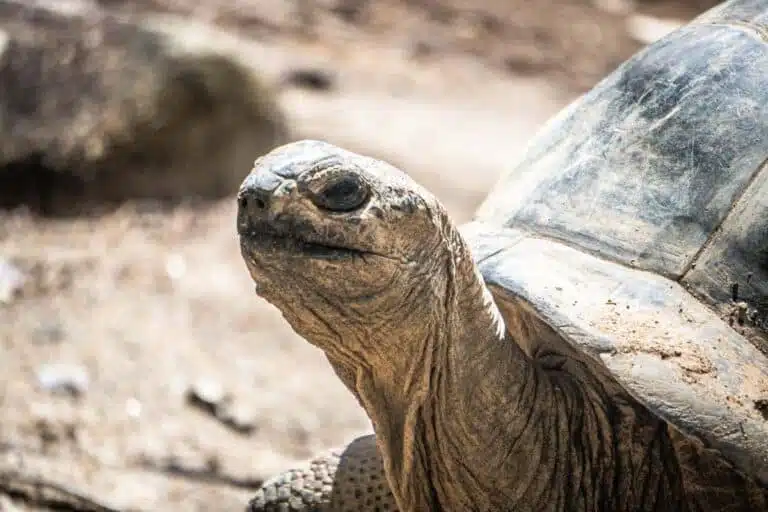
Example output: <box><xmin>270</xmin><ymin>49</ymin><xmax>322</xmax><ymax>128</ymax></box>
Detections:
<box><xmin>472</xmin><ymin>0</ymin><xmax>768</xmax><ymax>484</ymax></box>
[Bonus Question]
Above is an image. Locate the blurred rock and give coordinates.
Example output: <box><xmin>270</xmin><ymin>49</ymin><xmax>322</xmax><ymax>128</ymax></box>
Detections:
<box><xmin>187</xmin><ymin>378</ymin><xmax>226</xmax><ymax>415</ymax></box>
<box><xmin>0</xmin><ymin>258</ymin><xmax>24</xmax><ymax>304</ymax></box>
<box><xmin>217</xmin><ymin>402</ymin><xmax>258</xmax><ymax>436</ymax></box>
<box><xmin>36</xmin><ymin>363</ymin><xmax>90</xmax><ymax>397</ymax></box>
<box><xmin>0</xmin><ymin>449</ymin><xmax>255</xmax><ymax>511</ymax></box>
<box><xmin>0</xmin><ymin>1</ymin><xmax>290</xmax><ymax>215</ymax></box>
<box><xmin>187</xmin><ymin>379</ymin><xmax>258</xmax><ymax>435</ymax></box>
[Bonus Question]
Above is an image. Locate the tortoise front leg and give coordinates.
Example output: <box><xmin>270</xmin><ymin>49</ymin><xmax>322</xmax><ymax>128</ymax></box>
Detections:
<box><xmin>248</xmin><ymin>435</ymin><xmax>398</xmax><ymax>512</ymax></box>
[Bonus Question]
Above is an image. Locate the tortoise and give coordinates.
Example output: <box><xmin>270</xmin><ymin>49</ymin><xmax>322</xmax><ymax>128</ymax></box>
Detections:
<box><xmin>236</xmin><ymin>0</ymin><xmax>768</xmax><ymax>509</ymax></box>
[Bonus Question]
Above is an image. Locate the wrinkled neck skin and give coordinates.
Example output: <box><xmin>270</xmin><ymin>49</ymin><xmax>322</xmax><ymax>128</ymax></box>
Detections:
<box><xmin>363</xmin><ymin>249</ymin><xmax>530</xmax><ymax>512</ymax></box>
<box><xmin>322</xmin><ymin>225</ymin><xmax>546</xmax><ymax>511</ymax></box>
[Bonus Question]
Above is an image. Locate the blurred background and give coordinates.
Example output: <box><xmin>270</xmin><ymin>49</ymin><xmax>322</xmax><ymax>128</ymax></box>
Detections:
<box><xmin>0</xmin><ymin>0</ymin><xmax>720</xmax><ymax>509</ymax></box>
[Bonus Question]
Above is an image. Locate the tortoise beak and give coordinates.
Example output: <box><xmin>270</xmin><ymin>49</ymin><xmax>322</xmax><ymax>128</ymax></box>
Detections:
<box><xmin>236</xmin><ymin>166</ymin><xmax>285</xmax><ymax>237</ymax></box>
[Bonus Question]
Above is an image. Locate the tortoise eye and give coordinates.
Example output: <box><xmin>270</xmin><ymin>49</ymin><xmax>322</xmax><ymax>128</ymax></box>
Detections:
<box><xmin>310</xmin><ymin>173</ymin><xmax>369</xmax><ymax>212</ymax></box>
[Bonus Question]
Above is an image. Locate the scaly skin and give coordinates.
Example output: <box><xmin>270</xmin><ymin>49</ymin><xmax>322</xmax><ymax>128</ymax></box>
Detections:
<box><xmin>248</xmin><ymin>435</ymin><xmax>397</xmax><ymax>512</ymax></box>
<box><xmin>238</xmin><ymin>140</ymin><xmax>768</xmax><ymax>512</ymax></box>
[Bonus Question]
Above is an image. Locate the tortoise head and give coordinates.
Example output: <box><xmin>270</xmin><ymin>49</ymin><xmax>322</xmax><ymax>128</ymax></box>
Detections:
<box><xmin>237</xmin><ymin>140</ymin><xmax>459</xmax><ymax>359</ymax></box>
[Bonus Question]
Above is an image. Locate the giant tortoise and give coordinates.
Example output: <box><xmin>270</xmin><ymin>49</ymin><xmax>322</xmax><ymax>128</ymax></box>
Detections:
<box><xmin>236</xmin><ymin>0</ymin><xmax>768</xmax><ymax>509</ymax></box>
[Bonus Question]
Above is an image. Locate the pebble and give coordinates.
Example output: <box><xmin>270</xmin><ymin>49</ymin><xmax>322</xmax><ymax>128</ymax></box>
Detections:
<box><xmin>217</xmin><ymin>402</ymin><xmax>258</xmax><ymax>435</ymax></box>
<box><xmin>186</xmin><ymin>379</ymin><xmax>259</xmax><ymax>435</ymax></box>
<box><xmin>187</xmin><ymin>378</ymin><xmax>227</xmax><ymax>414</ymax></box>
<box><xmin>36</xmin><ymin>363</ymin><xmax>89</xmax><ymax>397</ymax></box>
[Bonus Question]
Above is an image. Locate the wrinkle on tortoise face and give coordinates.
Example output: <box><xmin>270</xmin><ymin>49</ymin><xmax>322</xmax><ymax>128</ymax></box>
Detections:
<box><xmin>236</xmin><ymin>140</ymin><xmax>458</xmax><ymax>367</ymax></box>
<box><xmin>237</xmin><ymin>141</ymin><xmax>456</xmax><ymax>309</ymax></box>
<box><xmin>236</xmin><ymin>140</ymin><xmax>447</xmax><ymax>304</ymax></box>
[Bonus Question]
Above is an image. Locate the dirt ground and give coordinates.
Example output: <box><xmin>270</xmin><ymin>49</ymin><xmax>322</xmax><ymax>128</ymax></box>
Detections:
<box><xmin>0</xmin><ymin>0</ymin><xmax>714</xmax><ymax>510</ymax></box>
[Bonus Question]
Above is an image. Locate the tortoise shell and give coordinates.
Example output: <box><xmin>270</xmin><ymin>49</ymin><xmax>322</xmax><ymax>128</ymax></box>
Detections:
<box><xmin>465</xmin><ymin>0</ymin><xmax>768</xmax><ymax>485</ymax></box>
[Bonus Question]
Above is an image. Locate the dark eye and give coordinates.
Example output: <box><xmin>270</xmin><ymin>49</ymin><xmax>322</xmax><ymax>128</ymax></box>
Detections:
<box><xmin>312</xmin><ymin>173</ymin><xmax>369</xmax><ymax>212</ymax></box>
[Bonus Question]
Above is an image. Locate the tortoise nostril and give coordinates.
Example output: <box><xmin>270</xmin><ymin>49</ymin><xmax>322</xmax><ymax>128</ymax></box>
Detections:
<box><xmin>311</xmin><ymin>173</ymin><xmax>369</xmax><ymax>212</ymax></box>
<box><xmin>240</xmin><ymin>170</ymin><xmax>284</xmax><ymax>215</ymax></box>
<box><xmin>238</xmin><ymin>194</ymin><xmax>267</xmax><ymax>212</ymax></box>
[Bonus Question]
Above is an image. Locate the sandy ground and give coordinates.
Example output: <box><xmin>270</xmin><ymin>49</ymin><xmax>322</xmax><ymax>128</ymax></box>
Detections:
<box><xmin>0</xmin><ymin>1</ymin><xmax>712</xmax><ymax>510</ymax></box>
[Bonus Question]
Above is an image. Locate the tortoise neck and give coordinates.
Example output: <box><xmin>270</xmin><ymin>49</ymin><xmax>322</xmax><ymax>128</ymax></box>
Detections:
<box><xmin>350</xmin><ymin>239</ymin><xmax>539</xmax><ymax>511</ymax></box>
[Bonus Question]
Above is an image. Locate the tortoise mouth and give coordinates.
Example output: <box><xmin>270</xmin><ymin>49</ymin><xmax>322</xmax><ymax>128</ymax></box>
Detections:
<box><xmin>240</xmin><ymin>229</ymin><xmax>365</xmax><ymax>261</ymax></box>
